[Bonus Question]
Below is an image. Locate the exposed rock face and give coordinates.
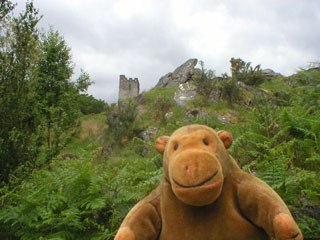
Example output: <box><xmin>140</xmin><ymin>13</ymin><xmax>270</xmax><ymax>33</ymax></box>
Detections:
<box><xmin>156</xmin><ymin>59</ymin><xmax>198</xmax><ymax>88</ymax></box>
<box><xmin>173</xmin><ymin>82</ymin><xmax>197</xmax><ymax>106</ymax></box>
<box><xmin>214</xmin><ymin>112</ymin><xmax>230</xmax><ymax>125</ymax></box>
<box><xmin>165</xmin><ymin>112</ymin><xmax>174</xmax><ymax>119</ymax></box>
<box><xmin>208</xmin><ymin>89</ymin><xmax>222</xmax><ymax>104</ymax></box>
<box><xmin>262</xmin><ymin>69</ymin><xmax>282</xmax><ymax>80</ymax></box>
<box><xmin>140</xmin><ymin>127</ymin><xmax>160</xmax><ymax>157</ymax></box>
<box><xmin>140</xmin><ymin>127</ymin><xmax>160</xmax><ymax>142</ymax></box>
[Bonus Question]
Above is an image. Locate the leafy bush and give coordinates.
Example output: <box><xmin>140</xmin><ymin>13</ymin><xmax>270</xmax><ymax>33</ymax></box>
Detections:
<box><xmin>36</xmin><ymin>28</ymin><xmax>92</xmax><ymax>159</ymax></box>
<box><xmin>219</xmin><ymin>73</ymin><xmax>242</xmax><ymax>106</ymax></box>
<box><xmin>273</xmin><ymin>90</ymin><xmax>292</xmax><ymax>106</ymax></box>
<box><xmin>152</xmin><ymin>95</ymin><xmax>174</xmax><ymax>123</ymax></box>
<box><xmin>0</xmin><ymin>1</ymin><xmax>42</xmax><ymax>185</ymax></box>
<box><xmin>78</xmin><ymin>94</ymin><xmax>106</xmax><ymax>115</ymax></box>
<box><xmin>0</xmin><ymin>140</ymin><xmax>163</xmax><ymax>240</ymax></box>
<box><xmin>0</xmin><ymin>148</ymin><xmax>113</xmax><ymax>239</ymax></box>
<box><xmin>230</xmin><ymin>57</ymin><xmax>265</xmax><ymax>86</ymax></box>
<box><xmin>135</xmin><ymin>86</ymin><xmax>176</xmax><ymax>127</ymax></box>
<box><xmin>231</xmin><ymin>93</ymin><xmax>320</xmax><ymax>239</ymax></box>
<box><xmin>0</xmin><ymin>2</ymin><xmax>94</xmax><ymax>185</ymax></box>
<box><xmin>192</xmin><ymin>61</ymin><xmax>218</xmax><ymax>101</ymax></box>
<box><xmin>105</xmin><ymin>100</ymin><xmax>142</xmax><ymax>145</ymax></box>
<box><xmin>291</xmin><ymin>66</ymin><xmax>320</xmax><ymax>111</ymax></box>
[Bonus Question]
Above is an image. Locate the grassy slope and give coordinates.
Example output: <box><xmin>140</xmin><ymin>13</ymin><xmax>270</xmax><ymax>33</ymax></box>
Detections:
<box><xmin>1</xmin><ymin>70</ymin><xmax>318</xmax><ymax>239</ymax></box>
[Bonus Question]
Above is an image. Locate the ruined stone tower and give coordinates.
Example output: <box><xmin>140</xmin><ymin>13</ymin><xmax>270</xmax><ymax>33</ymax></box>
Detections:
<box><xmin>119</xmin><ymin>75</ymin><xmax>140</xmax><ymax>101</ymax></box>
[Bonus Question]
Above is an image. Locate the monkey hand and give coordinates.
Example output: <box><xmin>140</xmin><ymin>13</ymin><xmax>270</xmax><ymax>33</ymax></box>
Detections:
<box><xmin>114</xmin><ymin>227</ymin><xmax>136</xmax><ymax>240</ymax></box>
<box><xmin>273</xmin><ymin>213</ymin><xmax>303</xmax><ymax>240</ymax></box>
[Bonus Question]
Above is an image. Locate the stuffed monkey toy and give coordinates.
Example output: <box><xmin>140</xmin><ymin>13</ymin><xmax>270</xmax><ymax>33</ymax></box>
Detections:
<box><xmin>115</xmin><ymin>124</ymin><xmax>303</xmax><ymax>240</ymax></box>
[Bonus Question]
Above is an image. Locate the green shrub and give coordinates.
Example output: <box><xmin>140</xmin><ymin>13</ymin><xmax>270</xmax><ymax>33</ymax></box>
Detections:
<box><xmin>219</xmin><ymin>73</ymin><xmax>242</xmax><ymax>106</ymax></box>
<box><xmin>230</xmin><ymin>94</ymin><xmax>320</xmax><ymax>239</ymax></box>
<box><xmin>152</xmin><ymin>95</ymin><xmax>174</xmax><ymax>123</ymax></box>
<box><xmin>105</xmin><ymin>100</ymin><xmax>142</xmax><ymax>145</ymax></box>
<box><xmin>192</xmin><ymin>61</ymin><xmax>218</xmax><ymax>101</ymax></box>
<box><xmin>78</xmin><ymin>94</ymin><xmax>106</xmax><ymax>115</ymax></box>
<box><xmin>0</xmin><ymin>1</ymin><xmax>42</xmax><ymax>185</ymax></box>
<box><xmin>291</xmin><ymin>66</ymin><xmax>320</xmax><ymax>111</ymax></box>
<box><xmin>0</xmin><ymin>148</ymin><xmax>113</xmax><ymax>239</ymax></box>
<box><xmin>0</xmin><ymin>139</ymin><xmax>163</xmax><ymax>240</ymax></box>
<box><xmin>230</xmin><ymin>57</ymin><xmax>265</xmax><ymax>86</ymax></box>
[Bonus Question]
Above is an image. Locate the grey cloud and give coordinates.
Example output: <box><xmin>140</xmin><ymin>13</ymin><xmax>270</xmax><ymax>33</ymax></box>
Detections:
<box><xmin>13</xmin><ymin>0</ymin><xmax>320</xmax><ymax>102</ymax></box>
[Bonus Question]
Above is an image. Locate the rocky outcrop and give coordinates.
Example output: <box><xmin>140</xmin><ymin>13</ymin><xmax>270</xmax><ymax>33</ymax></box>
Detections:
<box><xmin>173</xmin><ymin>82</ymin><xmax>197</xmax><ymax>106</ymax></box>
<box><xmin>214</xmin><ymin>112</ymin><xmax>230</xmax><ymax>125</ymax></box>
<box><xmin>140</xmin><ymin>127</ymin><xmax>159</xmax><ymax>142</ymax></box>
<box><xmin>262</xmin><ymin>69</ymin><xmax>282</xmax><ymax>80</ymax></box>
<box><xmin>156</xmin><ymin>59</ymin><xmax>198</xmax><ymax>88</ymax></box>
<box><xmin>208</xmin><ymin>89</ymin><xmax>222</xmax><ymax>104</ymax></box>
<box><xmin>140</xmin><ymin>127</ymin><xmax>160</xmax><ymax>157</ymax></box>
<box><xmin>165</xmin><ymin>112</ymin><xmax>174</xmax><ymax>119</ymax></box>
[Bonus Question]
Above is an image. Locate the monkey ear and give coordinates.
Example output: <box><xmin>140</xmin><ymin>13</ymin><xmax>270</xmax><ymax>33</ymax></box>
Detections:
<box><xmin>155</xmin><ymin>136</ymin><xmax>169</xmax><ymax>154</ymax></box>
<box><xmin>217</xmin><ymin>130</ymin><xmax>233</xmax><ymax>149</ymax></box>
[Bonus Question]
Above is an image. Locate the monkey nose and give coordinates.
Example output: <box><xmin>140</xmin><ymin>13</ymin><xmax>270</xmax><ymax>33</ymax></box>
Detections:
<box><xmin>185</xmin><ymin>163</ymin><xmax>198</xmax><ymax>178</ymax></box>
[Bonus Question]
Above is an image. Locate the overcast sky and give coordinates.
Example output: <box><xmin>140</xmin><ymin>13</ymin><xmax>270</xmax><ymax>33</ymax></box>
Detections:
<box><xmin>14</xmin><ymin>0</ymin><xmax>320</xmax><ymax>103</ymax></box>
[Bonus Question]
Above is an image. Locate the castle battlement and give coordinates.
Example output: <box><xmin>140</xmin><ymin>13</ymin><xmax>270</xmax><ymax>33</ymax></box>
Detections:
<box><xmin>119</xmin><ymin>75</ymin><xmax>140</xmax><ymax>101</ymax></box>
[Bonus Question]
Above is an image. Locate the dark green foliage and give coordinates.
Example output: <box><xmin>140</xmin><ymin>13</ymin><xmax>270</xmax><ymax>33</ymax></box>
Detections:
<box><xmin>1</xmin><ymin>15</ymin><xmax>319</xmax><ymax>239</ymax></box>
<box><xmin>105</xmin><ymin>100</ymin><xmax>141</xmax><ymax>145</ymax></box>
<box><xmin>279</xmin><ymin>107</ymin><xmax>320</xmax><ymax>171</ymax></box>
<box><xmin>152</xmin><ymin>95</ymin><xmax>174</xmax><ymax>123</ymax></box>
<box><xmin>0</xmin><ymin>1</ymin><xmax>93</xmax><ymax>185</ymax></box>
<box><xmin>192</xmin><ymin>60</ymin><xmax>244</xmax><ymax>105</ymax></box>
<box><xmin>230</xmin><ymin>57</ymin><xmax>265</xmax><ymax>86</ymax></box>
<box><xmin>291</xmin><ymin>65</ymin><xmax>320</xmax><ymax>111</ymax></box>
<box><xmin>75</xmin><ymin>69</ymin><xmax>93</xmax><ymax>93</ymax></box>
<box><xmin>36</xmin><ymin>28</ymin><xmax>79</xmax><ymax>157</ymax></box>
<box><xmin>78</xmin><ymin>94</ymin><xmax>106</xmax><ymax>115</ymax></box>
<box><xmin>0</xmin><ymin>0</ymin><xmax>42</xmax><ymax>185</ymax></box>
<box><xmin>273</xmin><ymin>90</ymin><xmax>291</xmax><ymax>106</ymax></box>
<box><xmin>231</xmin><ymin>84</ymin><xmax>320</xmax><ymax>238</ymax></box>
<box><xmin>0</xmin><ymin>1</ymin><xmax>15</xmax><ymax>21</ymax></box>
<box><xmin>0</xmin><ymin>148</ymin><xmax>113</xmax><ymax>239</ymax></box>
<box><xmin>219</xmin><ymin>73</ymin><xmax>242</xmax><ymax>106</ymax></box>
<box><xmin>193</xmin><ymin>60</ymin><xmax>217</xmax><ymax>101</ymax></box>
<box><xmin>0</xmin><ymin>140</ymin><xmax>162</xmax><ymax>240</ymax></box>
<box><xmin>35</xmin><ymin>28</ymin><xmax>93</xmax><ymax>161</ymax></box>
<box><xmin>137</xmin><ymin>86</ymin><xmax>176</xmax><ymax>126</ymax></box>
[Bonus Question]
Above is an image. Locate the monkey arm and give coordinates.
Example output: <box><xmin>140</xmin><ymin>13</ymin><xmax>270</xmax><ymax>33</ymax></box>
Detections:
<box><xmin>235</xmin><ymin>173</ymin><xmax>302</xmax><ymax>240</ymax></box>
<box><xmin>115</xmin><ymin>188</ymin><xmax>162</xmax><ymax>240</ymax></box>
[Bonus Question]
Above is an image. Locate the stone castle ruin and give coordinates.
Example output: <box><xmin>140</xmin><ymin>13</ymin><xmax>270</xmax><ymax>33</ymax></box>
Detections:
<box><xmin>118</xmin><ymin>75</ymin><xmax>140</xmax><ymax>101</ymax></box>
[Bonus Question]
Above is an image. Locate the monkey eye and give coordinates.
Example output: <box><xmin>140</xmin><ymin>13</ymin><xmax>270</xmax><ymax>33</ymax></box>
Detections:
<box><xmin>174</xmin><ymin>143</ymin><xmax>179</xmax><ymax>150</ymax></box>
<box><xmin>203</xmin><ymin>139</ymin><xmax>209</xmax><ymax>146</ymax></box>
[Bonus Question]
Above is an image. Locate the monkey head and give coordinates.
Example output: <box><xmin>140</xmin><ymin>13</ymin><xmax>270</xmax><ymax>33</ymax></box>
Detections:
<box><xmin>156</xmin><ymin>125</ymin><xmax>233</xmax><ymax>206</ymax></box>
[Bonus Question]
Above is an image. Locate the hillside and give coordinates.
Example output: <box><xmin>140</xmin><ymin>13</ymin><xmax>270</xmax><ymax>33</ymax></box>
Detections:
<box><xmin>1</xmin><ymin>60</ymin><xmax>319</xmax><ymax>239</ymax></box>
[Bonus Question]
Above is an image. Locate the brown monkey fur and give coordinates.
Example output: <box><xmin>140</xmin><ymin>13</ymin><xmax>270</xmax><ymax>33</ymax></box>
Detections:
<box><xmin>115</xmin><ymin>124</ymin><xmax>303</xmax><ymax>240</ymax></box>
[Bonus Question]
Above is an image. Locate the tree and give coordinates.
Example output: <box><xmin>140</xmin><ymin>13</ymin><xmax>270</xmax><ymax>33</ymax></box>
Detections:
<box><xmin>36</xmin><ymin>28</ymin><xmax>92</xmax><ymax>157</ymax></box>
<box><xmin>77</xmin><ymin>94</ymin><xmax>106</xmax><ymax>115</ymax></box>
<box><xmin>0</xmin><ymin>0</ymin><xmax>42</xmax><ymax>184</ymax></box>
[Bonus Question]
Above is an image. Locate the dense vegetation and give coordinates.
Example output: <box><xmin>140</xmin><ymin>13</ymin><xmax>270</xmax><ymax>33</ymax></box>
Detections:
<box><xmin>0</xmin><ymin>1</ymin><xmax>105</xmax><ymax>186</ymax></box>
<box><xmin>0</xmin><ymin>1</ymin><xmax>319</xmax><ymax>240</ymax></box>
